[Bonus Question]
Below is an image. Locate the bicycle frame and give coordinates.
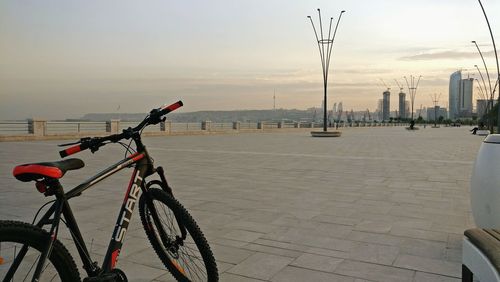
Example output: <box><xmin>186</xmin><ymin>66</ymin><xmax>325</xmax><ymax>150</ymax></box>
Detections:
<box><xmin>5</xmin><ymin>145</ymin><xmax>171</xmax><ymax>281</ymax></box>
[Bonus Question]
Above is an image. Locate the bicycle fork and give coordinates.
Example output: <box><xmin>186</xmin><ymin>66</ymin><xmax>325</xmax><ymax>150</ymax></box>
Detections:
<box><xmin>146</xmin><ymin>166</ymin><xmax>188</xmax><ymax>242</ymax></box>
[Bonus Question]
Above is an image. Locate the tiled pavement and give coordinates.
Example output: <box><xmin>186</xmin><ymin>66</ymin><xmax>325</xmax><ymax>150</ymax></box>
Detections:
<box><xmin>0</xmin><ymin>127</ymin><xmax>483</xmax><ymax>281</ymax></box>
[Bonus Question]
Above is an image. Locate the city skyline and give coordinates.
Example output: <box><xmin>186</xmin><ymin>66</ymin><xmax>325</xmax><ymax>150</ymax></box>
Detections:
<box><xmin>1</xmin><ymin>0</ymin><xmax>499</xmax><ymax>119</ymax></box>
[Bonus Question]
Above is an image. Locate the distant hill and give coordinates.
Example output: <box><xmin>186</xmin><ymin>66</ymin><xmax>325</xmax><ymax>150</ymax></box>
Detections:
<box><xmin>80</xmin><ymin>109</ymin><xmax>319</xmax><ymax>122</ymax></box>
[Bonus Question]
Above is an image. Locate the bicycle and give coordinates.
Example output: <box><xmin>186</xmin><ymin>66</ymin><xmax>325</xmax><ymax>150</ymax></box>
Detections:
<box><xmin>0</xmin><ymin>101</ymin><xmax>218</xmax><ymax>282</ymax></box>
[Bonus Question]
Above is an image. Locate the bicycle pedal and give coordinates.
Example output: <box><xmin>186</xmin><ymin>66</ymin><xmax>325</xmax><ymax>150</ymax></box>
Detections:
<box><xmin>83</xmin><ymin>269</ymin><xmax>127</xmax><ymax>282</ymax></box>
<box><xmin>83</xmin><ymin>273</ymin><xmax>116</xmax><ymax>282</ymax></box>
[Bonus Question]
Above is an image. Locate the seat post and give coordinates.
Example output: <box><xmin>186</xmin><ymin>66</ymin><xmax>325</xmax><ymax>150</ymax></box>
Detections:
<box><xmin>43</xmin><ymin>178</ymin><xmax>65</xmax><ymax>197</ymax></box>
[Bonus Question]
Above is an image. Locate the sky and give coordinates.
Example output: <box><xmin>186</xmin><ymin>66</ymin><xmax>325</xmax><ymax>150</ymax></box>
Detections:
<box><xmin>1</xmin><ymin>0</ymin><xmax>499</xmax><ymax>119</ymax></box>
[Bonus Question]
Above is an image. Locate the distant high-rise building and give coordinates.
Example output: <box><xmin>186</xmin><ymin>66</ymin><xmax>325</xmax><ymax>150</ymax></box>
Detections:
<box><xmin>460</xmin><ymin>78</ymin><xmax>473</xmax><ymax>117</ymax></box>
<box><xmin>398</xmin><ymin>92</ymin><xmax>406</xmax><ymax>119</ymax></box>
<box><xmin>382</xmin><ymin>90</ymin><xmax>390</xmax><ymax>121</ymax></box>
<box><xmin>449</xmin><ymin>70</ymin><xmax>474</xmax><ymax>119</ymax></box>
<box><xmin>376</xmin><ymin>99</ymin><xmax>383</xmax><ymax>121</ymax></box>
<box><xmin>337</xmin><ymin>102</ymin><xmax>343</xmax><ymax>121</ymax></box>
<box><xmin>477</xmin><ymin>99</ymin><xmax>489</xmax><ymax>119</ymax></box>
<box><xmin>427</xmin><ymin>106</ymin><xmax>448</xmax><ymax>121</ymax></box>
<box><xmin>449</xmin><ymin>71</ymin><xmax>462</xmax><ymax>119</ymax></box>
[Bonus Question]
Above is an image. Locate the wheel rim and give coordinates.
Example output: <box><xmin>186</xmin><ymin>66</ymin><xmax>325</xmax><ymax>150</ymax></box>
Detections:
<box><xmin>0</xmin><ymin>241</ymin><xmax>62</xmax><ymax>282</ymax></box>
<box><xmin>147</xmin><ymin>199</ymin><xmax>208</xmax><ymax>282</ymax></box>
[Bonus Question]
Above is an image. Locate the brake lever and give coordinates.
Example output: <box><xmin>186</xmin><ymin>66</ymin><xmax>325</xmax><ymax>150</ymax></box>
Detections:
<box><xmin>58</xmin><ymin>141</ymin><xmax>80</xmax><ymax>147</ymax></box>
<box><xmin>58</xmin><ymin>137</ymin><xmax>93</xmax><ymax>147</ymax></box>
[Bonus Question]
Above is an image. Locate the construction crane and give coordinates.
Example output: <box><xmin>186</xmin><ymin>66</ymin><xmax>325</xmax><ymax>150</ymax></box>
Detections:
<box><xmin>394</xmin><ymin>79</ymin><xmax>404</xmax><ymax>92</ymax></box>
<box><xmin>379</xmin><ymin>78</ymin><xmax>391</xmax><ymax>91</ymax></box>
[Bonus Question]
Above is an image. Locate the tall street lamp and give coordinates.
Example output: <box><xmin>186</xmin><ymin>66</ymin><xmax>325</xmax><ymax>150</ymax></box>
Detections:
<box><xmin>308</xmin><ymin>9</ymin><xmax>345</xmax><ymax>132</ymax></box>
<box><xmin>404</xmin><ymin>75</ymin><xmax>422</xmax><ymax>129</ymax></box>
<box><xmin>477</xmin><ymin>0</ymin><xmax>500</xmax><ymax>132</ymax></box>
<box><xmin>475</xmin><ymin>64</ymin><xmax>492</xmax><ymax>127</ymax></box>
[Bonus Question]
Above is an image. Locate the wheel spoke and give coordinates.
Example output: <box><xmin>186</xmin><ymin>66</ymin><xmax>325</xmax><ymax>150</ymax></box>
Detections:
<box><xmin>142</xmin><ymin>192</ymin><xmax>216</xmax><ymax>282</ymax></box>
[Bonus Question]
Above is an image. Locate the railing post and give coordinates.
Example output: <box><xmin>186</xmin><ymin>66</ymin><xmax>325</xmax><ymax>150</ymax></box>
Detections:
<box><xmin>232</xmin><ymin>121</ymin><xmax>240</xmax><ymax>130</ymax></box>
<box><xmin>28</xmin><ymin>119</ymin><xmax>46</xmax><ymax>136</ymax></box>
<box><xmin>166</xmin><ymin>120</ymin><xmax>172</xmax><ymax>134</ymax></box>
<box><xmin>201</xmin><ymin>121</ymin><xmax>212</xmax><ymax>131</ymax></box>
<box><xmin>106</xmin><ymin>119</ymin><xmax>120</xmax><ymax>133</ymax></box>
<box><xmin>257</xmin><ymin>122</ymin><xmax>264</xmax><ymax>130</ymax></box>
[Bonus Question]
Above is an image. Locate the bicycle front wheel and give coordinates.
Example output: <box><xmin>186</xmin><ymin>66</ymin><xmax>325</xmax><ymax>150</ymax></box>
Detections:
<box><xmin>139</xmin><ymin>188</ymin><xmax>218</xmax><ymax>282</ymax></box>
<box><xmin>0</xmin><ymin>220</ymin><xmax>80</xmax><ymax>282</ymax></box>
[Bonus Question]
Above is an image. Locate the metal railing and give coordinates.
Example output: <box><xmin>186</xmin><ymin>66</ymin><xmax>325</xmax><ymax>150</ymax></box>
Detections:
<box><xmin>211</xmin><ymin>123</ymin><xmax>234</xmax><ymax>132</ymax></box>
<box><xmin>0</xmin><ymin>120</ymin><xmax>411</xmax><ymax>137</ymax></box>
<box><xmin>170</xmin><ymin>123</ymin><xmax>202</xmax><ymax>132</ymax></box>
<box><xmin>0</xmin><ymin>122</ymin><xmax>29</xmax><ymax>135</ymax></box>
<box><xmin>46</xmin><ymin>122</ymin><xmax>106</xmax><ymax>134</ymax></box>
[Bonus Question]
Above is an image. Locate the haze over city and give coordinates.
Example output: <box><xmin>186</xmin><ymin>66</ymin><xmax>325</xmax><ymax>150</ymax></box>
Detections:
<box><xmin>1</xmin><ymin>0</ymin><xmax>499</xmax><ymax>119</ymax></box>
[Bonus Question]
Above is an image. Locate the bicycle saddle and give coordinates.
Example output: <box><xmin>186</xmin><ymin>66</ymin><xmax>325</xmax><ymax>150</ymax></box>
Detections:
<box><xmin>13</xmin><ymin>158</ymin><xmax>85</xmax><ymax>182</ymax></box>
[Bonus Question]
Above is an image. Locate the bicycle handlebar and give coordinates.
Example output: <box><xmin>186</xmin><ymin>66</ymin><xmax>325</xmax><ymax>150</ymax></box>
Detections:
<box><xmin>59</xmin><ymin>100</ymin><xmax>183</xmax><ymax>158</ymax></box>
<box><xmin>160</xmin><ymin>100</ymin><xmax>183</xmax><ymax>116</ymax></box>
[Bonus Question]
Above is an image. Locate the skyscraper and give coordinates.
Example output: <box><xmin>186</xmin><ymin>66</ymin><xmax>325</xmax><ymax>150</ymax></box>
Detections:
<box><xmin>383</xmin><ymin>90</ymin><xmax>390</xmax><ymax>121</ymax></box>
<box><xmin>449</xmin><ymin>70</ymin><xmax>474</xmax><ymax>119</ymax></box>
<box><xmin>449</xmin><ymin>70</ymin><xmax>462</xmax><ymax>119</ymax></box>
<box><xmin>398</xmin><ymin>91</ymin><xmax>406</xmax><ymax>119</ymax></box>
<box><xmin>460</xmin><ymin>78</ymin><xmax>473</xmax><ymax>117</ymax></box>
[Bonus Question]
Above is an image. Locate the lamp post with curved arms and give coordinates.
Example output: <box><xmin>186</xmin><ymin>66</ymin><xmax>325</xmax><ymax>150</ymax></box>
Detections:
<box><xmin>477</xmin><ymin>0</ymin><xmax>500</xmax><ymax>132</ymax></box>
<box><xmin>474</xmin><ymin>64</ymin><xmax>490</xmax><ymax>99</ymax></box>
<box><xmin>472</xmin><ymin>41</ymin><xmax>493</xmax><ymax>99</ymax></box>
<box><xmin>404</xmin><ymin>75</ymin><xmax>422</xmax><ymax>129</ymax></box>
<box><xmin>474</xmin><ymin>64</ymin><xmax>493</xmax><ymax>127</ymax></box>
<box><xmin>307</xmin><ymin>9</ymin><xmax>345</xmax><ymax>132</ymax></box>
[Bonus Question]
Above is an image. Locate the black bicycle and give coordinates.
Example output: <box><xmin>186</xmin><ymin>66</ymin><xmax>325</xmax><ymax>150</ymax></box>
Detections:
<box><xmin>0</xmin><ymin>101</ymin><xmax>218</xmax><ymax>282</ymax></box>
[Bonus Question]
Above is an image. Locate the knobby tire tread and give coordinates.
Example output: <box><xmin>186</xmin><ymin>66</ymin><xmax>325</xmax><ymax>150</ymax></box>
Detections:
<box><xmin>139</xmin><ymin>189</ymin><xmax>218</xmax><ymax>282</ymax></box>
<box><xmin>0</xmin><ymin>220</ymin><xmax>81</xmax><ymax>282</ymax></box>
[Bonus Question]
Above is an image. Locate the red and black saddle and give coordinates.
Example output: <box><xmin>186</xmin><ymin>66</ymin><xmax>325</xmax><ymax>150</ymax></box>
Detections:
<box><xmin>13</xmin><ymin>158</ymin><xmax>85</xmax><ymax>182</ymax></box>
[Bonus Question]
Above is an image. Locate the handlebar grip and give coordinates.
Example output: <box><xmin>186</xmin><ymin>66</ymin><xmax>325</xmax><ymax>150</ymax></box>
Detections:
<box><xmin>160</xmin><ymin>100</ymin><xmax>183</xmax><ymax>115</ymax></box>
<box><xmin>59</xmin><ymin>144</ymin><xmax>87</xmax><ymax>158</ymax></box>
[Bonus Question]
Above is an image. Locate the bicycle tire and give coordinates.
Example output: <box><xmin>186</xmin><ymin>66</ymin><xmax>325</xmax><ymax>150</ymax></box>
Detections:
<box><xmin>0</xmin><ymin>220</ymin><xmax>80</xmax><ymax>282</ymax></box>
<box><xmin>139</xmin><ymin>188</ymin><xmax>218</xmax><ymax>282</ymax></box>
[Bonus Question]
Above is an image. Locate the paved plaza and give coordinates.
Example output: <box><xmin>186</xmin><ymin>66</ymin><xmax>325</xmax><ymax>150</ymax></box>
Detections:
<box><xmin>0</xmin><ymin>127</ymin><xmax>484</xmax><ymax>281</ymax></box>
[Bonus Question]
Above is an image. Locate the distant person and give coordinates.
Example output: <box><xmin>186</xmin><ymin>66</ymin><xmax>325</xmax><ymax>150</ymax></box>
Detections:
<box><xmin>335</xmin><ymin>122</ymin><xmax>338</xmax><ymax>130</ymax></box>
<box><xmin>471</xmin><ymin>122</ymin><xmax>486</xmax><ymax>135</ymax></box>
<box><xmin>410</xmin><ymin>120</ymin><xmax>415</xmax><ymax>130</ymax></box>
<box><xmin>423</xmin><ymin>123</ymin><xmax>426</xmax><ymax>129</ymax></box>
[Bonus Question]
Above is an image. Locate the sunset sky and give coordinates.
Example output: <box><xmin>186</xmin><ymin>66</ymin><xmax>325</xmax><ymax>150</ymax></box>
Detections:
<box><xmin>1</xmin><ymin>0</ymin><xmax>499</xmax><ymax>119</ymax></box>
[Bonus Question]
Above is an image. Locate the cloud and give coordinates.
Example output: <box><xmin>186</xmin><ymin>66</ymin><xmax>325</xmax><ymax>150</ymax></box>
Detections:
<box><xmin>399</xmin><ymin>50</ymin><xmax>496</xmax><ymax>61</ymax></box>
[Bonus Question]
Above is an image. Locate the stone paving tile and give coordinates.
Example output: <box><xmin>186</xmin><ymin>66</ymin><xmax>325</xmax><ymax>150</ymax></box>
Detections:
<box><xmin>354</xmin><ymin>220</ymin><xmax>392</xmax><ymax>233</ymax></box>
<box><xmin>241</xmin><ymin>243</ymin><xmax>303</xmax><ymax>258</ymax></box>
<box><xmin>210</xmin><ymin>244</ymin><xmax>255</xmax><ymax>264</ymax></box>
<box><xmin>390</xmin><ymin>226</ymin><xmax>449</xmax><ymax>242</ymax></box>
<box><xmin>290</xmin><ymin>253</ymin><xmax>344</xmax><ymax>273</ymax></box>
<box><xmin>334</xmin><ymin>260</ymin><xmax>415</xmax><ymax>282</ymax></box>
<box><xmin>0</xmin><ymin>128</ymin><xmax>482</xmax><ymax>281</ymax></box>
<box><xmin>399</xmin><ymin>238</ymin><xmax>448</xmax><ymax>260</ymax></box>
<box><xmin>220</xmin><ymin>273</ymin><xmax>267</xmax><ymax>282</ymax></box>
<box><xmin>221</xmin><ymin>229</ymin><xmax>265</xmax><ymax>242</ymax></box>
<box><xmin>393</xmin><ymin>254</ymin><xmax>461</xmax><ymax>278</ymax></box>
<box><xmin>413</xmin><ymin>271</ymin><xmax>460</xmax><ymax>282</ymax></box>
<box><xmin>227</xmin><ymin>252</ymin><xmax>294</xmax><ymax>280</ymax></box>
<box><xmin>347</xmin><ymin>242</ymin><xmax>400</xmax><ymax>265</ymax></box>
<box><xmin>271</xmin><ymin>266</ymin><xmax>354</xmax><ymax>282</ymax></box>
<box><xmin>348</xmin><ymin>231</ymin><xmax>403</xmax><ymax>246</ymax></box>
